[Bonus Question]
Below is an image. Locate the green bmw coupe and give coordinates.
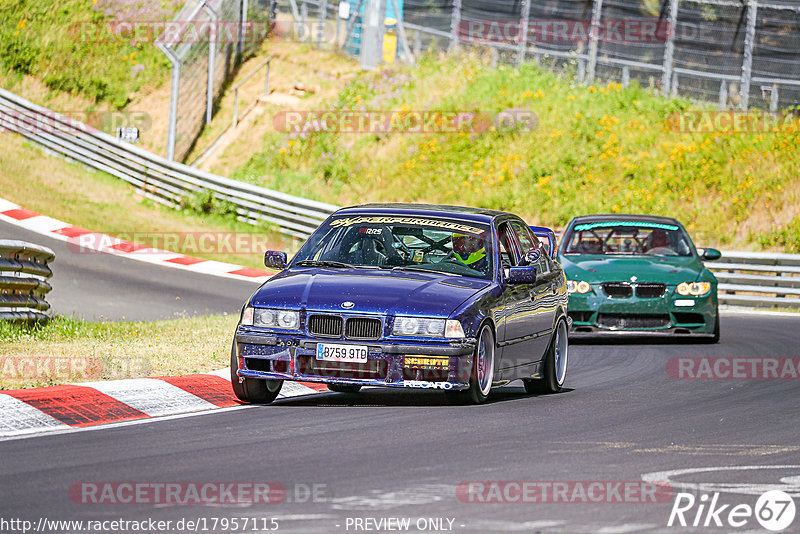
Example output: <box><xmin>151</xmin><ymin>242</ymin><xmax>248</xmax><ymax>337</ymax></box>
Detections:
<box><xmin>558</xmin><ymin>214</ymin><xmax>721</xmax><ymax>342</ymax></box>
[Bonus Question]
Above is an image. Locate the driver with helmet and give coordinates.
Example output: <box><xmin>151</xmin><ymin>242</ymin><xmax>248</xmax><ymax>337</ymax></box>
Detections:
<box><xmin>451</xmin><ymin>231</ymin><xmax>489</xmax><ymax>272</ymax></box>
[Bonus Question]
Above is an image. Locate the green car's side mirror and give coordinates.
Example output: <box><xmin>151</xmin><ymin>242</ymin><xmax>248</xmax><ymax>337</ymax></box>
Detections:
<box><xmin>702</xmin><ymin>248</ymin><xmax>722</xmax><ymax>261</ymax></box>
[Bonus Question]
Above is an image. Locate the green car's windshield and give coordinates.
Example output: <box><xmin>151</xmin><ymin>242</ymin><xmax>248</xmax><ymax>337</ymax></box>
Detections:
<box><xmin>292</xmin><ymin>215</ymin><xmax>495</xmax><ymax>280</ymax></box>
<box><xmin>564</xmin><ymin>222</ymin><xmax>694</xmax><ymax>257</ymax></box>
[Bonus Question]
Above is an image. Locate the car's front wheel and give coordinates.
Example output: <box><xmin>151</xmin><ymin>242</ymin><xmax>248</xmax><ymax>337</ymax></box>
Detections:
<box><xmin>523</xmin><ymin>317</ymin><xmax>568</xmax><ymax>394</ymax></box>
<box><xmin>230</xmin><ymin>341</ymin><xmax>283</xmax><ymax>403</ymax></box>
<box><xmin>448</xmin><ymin>323</ymin><xmax>495</xmax><ymax>405</ymax></box>
<box><xmin>327</xmin><ymin>384</ymin><xmax>362</xmax><ymax>393</ymax></box>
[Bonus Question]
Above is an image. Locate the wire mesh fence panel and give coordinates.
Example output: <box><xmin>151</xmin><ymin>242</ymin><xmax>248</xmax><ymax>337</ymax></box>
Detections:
<box><xmin>158</xmin><ymin>0</ymin><xmax>274</xmax><ymax>161</ymax></box>
<box><xmin>593</xmin><ymin>0</ymin><xmax>668</xmax><ymax>89</ymax></box>
<box><xmin>311</xmin><ymin>0</ymin><xmax>796</xmax><ymax>111</ymax></box>
<box><xmin>670</xmin><ymin>0</ymin><xmax>747</xmax><ymax>107</ymax></box>
<box><xmin>750</xmin><ymin>2</ymin><xmax>800</xmax><ymax>110</ymax></box>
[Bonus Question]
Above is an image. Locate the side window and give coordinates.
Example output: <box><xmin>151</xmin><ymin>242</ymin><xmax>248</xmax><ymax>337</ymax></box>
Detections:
<box><xmin>510</xmin><ymin>220</ymin><xmax>540</xmax><ymax>256</ymax></box>
<box><xmin>497</xmin><ymin>222</ymin><xmax>518</xmax><ymax>267</ymax></box>
<box><xmin>510</xmin><ymin>220</ymin><xmax>550</xmax><ymax>276</ymax></box>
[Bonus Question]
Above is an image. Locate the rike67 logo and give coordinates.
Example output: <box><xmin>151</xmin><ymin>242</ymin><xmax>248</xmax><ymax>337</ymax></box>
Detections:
<box><xmin>668</xmin><ymin>490</ymin><xmax>796</xmax><ymax>531</ymax></box>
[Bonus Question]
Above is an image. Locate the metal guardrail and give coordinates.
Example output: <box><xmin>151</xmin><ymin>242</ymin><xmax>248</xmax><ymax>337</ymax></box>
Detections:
<box><xmin>0</xmin><ymin>240</ymin><xmax>55</xmax><ymax>321</ymax></box>
<box><xmin>711</xmin><ymin>251</ymin><xmax>800</xmax><ymax>308</ymax></box>
<box><xmin>0</xmin><ymin>87</ymin><xmax>339</xmax><ymax>239</ymax></box>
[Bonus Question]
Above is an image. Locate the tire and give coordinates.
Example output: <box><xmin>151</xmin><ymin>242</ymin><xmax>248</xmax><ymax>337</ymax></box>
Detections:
<box><xmin>327</xmin><ymin>384</ymin><xmax>362</xmax><ymax>393</ymax></box>
<box><xmin>523</xmin><ymin>317</ymin><xmax>568</xmax><ymax>394</ymax></box>
<box><xmin>230</xmin><ymin>341</ymin><xmax>283</xmax><ymax>404</ymax></box>
<box><xmin>447</xmin><ymin>323</ymin><xmax>495</xmax><ymax>405</ymax></box>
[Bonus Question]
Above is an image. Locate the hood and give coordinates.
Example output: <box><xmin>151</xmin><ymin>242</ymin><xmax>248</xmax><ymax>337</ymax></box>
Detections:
<box><xmin>559</xmin><ymin>254</ymin><xmax>705</xmax><ymax>285</ymax></box>
<box><xmin>251</xmin><ymin>268</ymin><xmax>491</xmax><ymax>317</ymax></box>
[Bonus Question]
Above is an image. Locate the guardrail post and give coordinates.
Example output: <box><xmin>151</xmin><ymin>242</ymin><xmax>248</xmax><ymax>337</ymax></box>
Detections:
<box><xmin>718</xmin><ymin>80</ymin><xmax>728</xmax><ymax>109</ymax></box>
<box><xmin>739</xmin><ymin>0</ymin><xmax>757</xmax><ymax>110</ymax></box>
<box><xmin>516</xmin><ymin>0</ymin><xmax>531</xmax><ymax>67</ymax></box>
<box><xmin>661</xmin><ymin>0</ymin><xmax>679</xmax><ymax>95</ymax></box>
<box><xmin>449</xmin><ymin>0</ymin><xmax>462</xmax><ymax>52</ymax></box>
<box><xmin>158</xmin><ymin>44</ymin><xmax>181</xmax><ymax>161</ymax></box>
<box><xmin>769</xmin><ymin>83</ymin><xmax>779</xmax><ymax>112</ymax></box>
<box><xmin>586</xmin><ymin>0</ymin><xmax>604</xmax><ymax>83</ymax></box>
<box><xmin>389</xmin><ymin>0</ymin><xmax>412</xmax><ymax>62</ymax></box>
<box><xmin>238</xmin><ymin>0</ymin><xmax>249</xmax><ymax>59</ymax></box>
<box><xmin>622</xmin><ymin>66</ymin><xmax>630</xmax><ymax>87</ymax></box>
<box><xmin>317</xmin><ymin>0</ymin><xmax>328</xmax><ymax>48</ymax></box>
<box><xmin>203</xmin><ymin>2</ymin><xmax>219</xmax><ymax>125</ymax></box>
<box><xmin>301</xmin><ymin>1</ymin><xmax>308</xmax><ymax>41</ymax></box>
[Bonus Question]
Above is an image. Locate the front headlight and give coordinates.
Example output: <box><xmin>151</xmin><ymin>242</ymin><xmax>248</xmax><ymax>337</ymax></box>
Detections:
<box><xmin>392</xmin><ymin>317</ymin><xmax>465</xmax><ymax>338</ymax></box>
<box><xmin>676</xmin><ymin>282</ymin><xmax>711</xmax><ymax>296</ymax></box>
<box><xmin>567</xmin><ymin>280</ymin><xmax>591</xmax><ymax>294</ymax></box>
<box><xmin>242</xmin><ymin>307</ymin><xmax>300</xmax><ymax>329</ymax></box>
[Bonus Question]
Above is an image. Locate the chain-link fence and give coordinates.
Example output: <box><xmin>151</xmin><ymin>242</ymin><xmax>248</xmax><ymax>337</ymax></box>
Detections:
<box><xmin>157</xmin><ymin>0</ymin><xmax>274</xmax><ymax>162</ymax></box>
<box><xmin>281</xmin><ymin>0</ymin><xmax>800</xmax><ymax>111</ymax></box>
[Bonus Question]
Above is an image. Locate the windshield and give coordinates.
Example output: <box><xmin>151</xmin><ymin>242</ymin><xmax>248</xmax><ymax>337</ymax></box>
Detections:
<box><xmin>293</xmin><ymin>215</ymin><xmax>494</xmax><ymax>279</ymax></box>
<box><xmin>563</xmin><ymin>221</ymin><xmax>694</xmax><ymax>257</ymax></box>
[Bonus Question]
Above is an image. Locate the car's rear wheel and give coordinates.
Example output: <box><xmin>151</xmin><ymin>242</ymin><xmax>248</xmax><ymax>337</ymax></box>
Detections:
<box><xmin>523</xmin><ymin>317</ymin><xmax>568</xmax><ymax>394</ymax></box>
<box><xmin>448</xmin><ymin>323</ymin><xmax>495</xmax><ymax>405</ymax></box>
<box><xmin>230</xmin><ymin>341</ymin><xmax>283</xmax><ymax>404</ymax></box>
<box><xmin>327</xmin><ymin>384</ymin><xmax>362</xmax><ymax>393</ymax></box>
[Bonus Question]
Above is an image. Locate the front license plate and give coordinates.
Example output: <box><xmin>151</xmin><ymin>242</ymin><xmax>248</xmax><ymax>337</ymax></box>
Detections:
<box><xmin>316</xmin><ymin>343</ymin><xmax>368</xmax><ymax>363</ymax></box>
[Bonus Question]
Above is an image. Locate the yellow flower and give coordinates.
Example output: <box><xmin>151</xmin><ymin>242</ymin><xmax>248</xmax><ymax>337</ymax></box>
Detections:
<box><xmin>567</xmin><ymin>94</ymin><xmax>576</xmax><ymax>101</ymax></box>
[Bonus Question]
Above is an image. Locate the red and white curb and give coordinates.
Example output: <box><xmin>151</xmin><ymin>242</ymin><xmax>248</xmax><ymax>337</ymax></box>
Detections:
<box><xmin>0</xmin><ymin>370</ymin><xmax>328</xmax><ymax>439</ymax></box>
<box><xmin>0</xmin><ymin>197</ymin><xmax>274</xmax><ymax>283</ymax></box>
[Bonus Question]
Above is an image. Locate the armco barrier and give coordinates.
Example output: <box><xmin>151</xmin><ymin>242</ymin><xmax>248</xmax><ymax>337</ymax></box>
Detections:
<box><xmin>0</xmin><ymin>87</ymin><xmax>339</xmax><ymax>239</ymax></box>
<box><xmin>0</xmin><ymin>240</ymin><xmax>55</xmax><ymax>321</ymax></box>
<box><xmin>711</xmin><ymin>250</ymin><xmax>800</xmax><ymax>308</ymax></box>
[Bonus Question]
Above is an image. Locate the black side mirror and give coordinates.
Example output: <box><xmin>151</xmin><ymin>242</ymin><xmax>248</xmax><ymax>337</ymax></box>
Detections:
<box><xmin>702</xmin><ymin>248</ymin><xmax>721</xmax><ymax>261</ymax></box>
<box><xmin>264</xmin><ymin>251</ymin><xmax>288</xmax><ymax>270</ymax></box>
<box><xmin>506</xmin><ymin>265</ymin><xmax>537</xmax><ymax>284</ymax></box>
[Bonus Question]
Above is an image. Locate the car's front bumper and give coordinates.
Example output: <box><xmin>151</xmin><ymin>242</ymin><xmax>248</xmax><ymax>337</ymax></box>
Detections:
<box><xmin>567</xmin><ymin>288</ymin><xmax>717</xmax><ymax>336</ymax></box>
<box><xmin>233</xmin><ymin>328</ymin><xmax>478</xmax><ymax>391</ymax></box>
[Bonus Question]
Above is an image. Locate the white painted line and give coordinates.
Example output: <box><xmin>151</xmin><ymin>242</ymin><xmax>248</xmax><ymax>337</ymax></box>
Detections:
<box><xmin>80</xmin><ymin>378</ymin><xmax>217</xmax><ymax>417</ymax></box>
<box><xmin>209</xmin><ymin>368</ymin><xmax>232</xmax><ymax>381</ymax></box>
<box><xmin>0</xmin><ymin>196</ymin><xmax>271</xmax><ymax>284</ymax></box>
<box><xmin>596</xmin><ymin>525</ymin><xmax>659</xmax><ymax>534</ymax></box>
<box><xmin>642</xmin><ymin>465</ymin><xmax>800</xmax><ymax>497</ymax></box>
<box><xmin>720</xmin><ymin>306</ymin><xmax>799</xmax><ymax>317</ymax></box>
<box><xmin>278</xmin><ymin>381</ymin><xmax>322</xmax><ymax>398</ymax></box>
<box><xmin>14</xmin><ymin>215</ymin><xmax>66</xmax><ymax>234</ymax></box>
<box><xmin>0</xmin><ymin>198</ymin><xmax>20</xmax><ymax>211</ymax></box>
<box><xmin>0</xmin><ymin>394</ymin><xmax>70</xmax><ymax>437</ymax></box>
<box><xmin>0</xmin><ymin>403</ymin><xmax>256</xmax><ymax>443</ymax></box>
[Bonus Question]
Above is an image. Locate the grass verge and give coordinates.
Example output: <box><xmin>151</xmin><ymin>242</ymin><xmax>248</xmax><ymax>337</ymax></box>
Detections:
<box><xmin>230</xmin><ymin>50</ymin><xmax>800</xmax><ymax>251</ymax></box>
<box><xmin>0</xmin><ymin>314</ymin><xmax>237</xmax><ymax>390</ymax></box>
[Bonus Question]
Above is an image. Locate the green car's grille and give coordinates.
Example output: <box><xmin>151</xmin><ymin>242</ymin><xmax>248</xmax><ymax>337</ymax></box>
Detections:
<box><xmin>602</xmin><ymin>282</ymin><xmax>632</xmax><ymax>298</ymax></box>
<box><xmin>635</xmin><ymin>283</ymin><xmax>666</xmax><ymax>298</ymax></box>
<box><xmin>598</xmin><ymin>314</ymin><xmax>670</xmax><ymax>329</ymax></box>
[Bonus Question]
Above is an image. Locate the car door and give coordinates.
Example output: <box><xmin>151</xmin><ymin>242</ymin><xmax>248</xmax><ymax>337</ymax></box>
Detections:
<box><xmin>496</xmin><ymin>220</ymin><xmax>536</xmax><ymax>372</ymax></box>
<box><xmin>510</xmin><ymin>220</ymin><xmax>557</xmax><ymax>352</ymax></box>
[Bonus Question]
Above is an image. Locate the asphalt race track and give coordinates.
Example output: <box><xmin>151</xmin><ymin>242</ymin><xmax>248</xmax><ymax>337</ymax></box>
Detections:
<box><xmin>1</xmin><ymin>219</ymin><xmax>257</xmax><ymax>321</ymax></box>
<box><xmin>1</xmin><ymin>313</ymin><xmax>799</xmax><ymax>533</ymax></box>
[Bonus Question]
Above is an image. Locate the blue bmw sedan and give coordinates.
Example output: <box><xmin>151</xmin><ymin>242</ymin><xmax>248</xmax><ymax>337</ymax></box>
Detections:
<box><xmin>231</xmin><ymin>204</ymin><xmax>569</xmax><ymax>404</ymax></box>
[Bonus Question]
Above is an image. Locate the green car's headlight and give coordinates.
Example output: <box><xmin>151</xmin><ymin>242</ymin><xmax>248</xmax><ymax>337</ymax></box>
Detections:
<box><xmin>676</xmin><ymin>282</ymin><xmax>711</xmax><ymax>296</ymax></box>
<box><xmin>567</xmin><ymin>280</ymin><xmax>591</xmax><ymax>294</ymax></box>
<box><xmin>241</xmin><ymin>307</ymin><xmax>300</xmax><ymax>329</ymax></box>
